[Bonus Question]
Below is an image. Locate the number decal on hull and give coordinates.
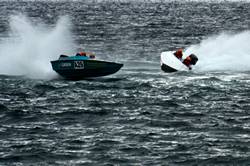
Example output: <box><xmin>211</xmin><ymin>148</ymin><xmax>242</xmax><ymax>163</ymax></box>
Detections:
<box><xmin>74</xmin><ymin>61</ymin><xmax>84</xmax><ymax>69</ymax></box>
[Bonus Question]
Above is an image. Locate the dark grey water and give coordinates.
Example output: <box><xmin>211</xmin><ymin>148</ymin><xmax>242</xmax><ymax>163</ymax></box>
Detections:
<box><xmin>0</xmin><ymin>1</ymin><xmax>250</xmax><ymax>165</ymax></box>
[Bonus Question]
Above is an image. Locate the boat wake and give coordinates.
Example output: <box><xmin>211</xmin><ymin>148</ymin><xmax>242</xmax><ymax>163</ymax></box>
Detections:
<box><xmin>185</xmin><ymin>31</ymin><xmax>250</xmax><ymax>72</ymax></box>
<box><xmin>0</xmin><ymin>14</ymin><xmax>75</xmax><ymax>79</ymax></box>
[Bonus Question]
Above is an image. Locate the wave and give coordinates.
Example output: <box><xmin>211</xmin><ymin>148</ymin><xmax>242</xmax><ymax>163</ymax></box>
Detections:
<box><xmin>0</xmin><ymin>14</ymin><xmax>76</xmax><ymax>79</ymax></box>
<box><xmin>185</xmin><ymin>31</ymin><xmax>250</xmax><ymax>71</ymax></box>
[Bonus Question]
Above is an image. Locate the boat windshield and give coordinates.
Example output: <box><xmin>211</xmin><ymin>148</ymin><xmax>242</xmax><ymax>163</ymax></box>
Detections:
<box><xmin>59</xmin><ymin>55</ymin><xmax>90</xmax><ymax>60</ymax></box>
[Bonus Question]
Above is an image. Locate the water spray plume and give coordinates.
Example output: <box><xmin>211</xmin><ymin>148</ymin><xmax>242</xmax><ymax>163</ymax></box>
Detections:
<box><xmin>186</xmin><ymin>31</ymin><xmax>250</xmax><ymax>72</ymax></box>
<box><xmin>0</xmin><ymin>14</ymin><xmax>76</xmax><ymax>79</ymax></box>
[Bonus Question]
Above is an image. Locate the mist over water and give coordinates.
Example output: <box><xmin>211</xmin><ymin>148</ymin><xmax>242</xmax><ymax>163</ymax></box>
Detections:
<box><xmin>0</xmin><ymin>15</ymin><xmax>75</xmax><ymax>79</ymax></box>
<box><xmin>186</xmin><ymin>31</ymin><xmax>250</xmax><ymax>72</ymax></box>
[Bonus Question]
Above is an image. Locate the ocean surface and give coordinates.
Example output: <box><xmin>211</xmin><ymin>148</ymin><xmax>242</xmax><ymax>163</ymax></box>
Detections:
<box><xmin>0</xmin><ymin>0</ymin><xmax>250</xmax><ymax>165</ymax></box>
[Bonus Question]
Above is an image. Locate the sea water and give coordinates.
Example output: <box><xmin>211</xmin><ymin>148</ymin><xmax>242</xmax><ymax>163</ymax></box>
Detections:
<box><xmin>0</xmin><ymin>1</ymin><xmax>250</xmax><ymax>165</ymax></box>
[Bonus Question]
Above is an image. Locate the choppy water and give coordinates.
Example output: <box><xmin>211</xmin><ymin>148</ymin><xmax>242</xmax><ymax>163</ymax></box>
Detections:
<box><xmin>0</xmin><ymin>1</ymin><xmax>250</xmax><ymax>165</ymax></box>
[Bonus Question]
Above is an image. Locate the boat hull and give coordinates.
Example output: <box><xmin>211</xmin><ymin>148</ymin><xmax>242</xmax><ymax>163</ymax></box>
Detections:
<box><xmin>161</xmin><ymin>63</ymin><xmax>178</xmax><ymax>72</ymax></box>
<box><xmin>51</xmin><ymin>59</ymin><xmax>123</xmax><ymax>79</ymax></box>
<box><xmin>160</xmin><ymin>51</ymin><xmax>189</xmax><ymax>73</ymax></box>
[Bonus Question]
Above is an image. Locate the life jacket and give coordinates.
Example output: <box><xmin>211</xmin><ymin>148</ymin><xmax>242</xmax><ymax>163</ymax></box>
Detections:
<box><xmin>79</xmin><ymin>52</ymin><xmax>87</xmax><ymax>56</ymax></box>
<box><xmin>183</xmin><ymin>56</ymin><xmax>192</xmax><ymax>67</ymax></box>
<box><xmin>174</xmin><ymin>49</ymin><xmax>183</xmax><ymax>59</ymax></box>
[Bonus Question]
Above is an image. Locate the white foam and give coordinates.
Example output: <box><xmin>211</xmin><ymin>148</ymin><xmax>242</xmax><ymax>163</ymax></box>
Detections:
<box><xmin>0</xmin><ymin>14</ymin><xmax>76</xmax><ymax>79</ymax></box>
<box><xmin>185</xmin><ymin>31</ymin><xmax>250</xmax><ymax>71</ymax></box>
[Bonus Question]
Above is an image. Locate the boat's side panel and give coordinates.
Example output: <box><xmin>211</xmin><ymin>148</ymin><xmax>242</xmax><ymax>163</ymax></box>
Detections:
<box><xmin>51</xmin><ymin>60</ymin><xmax>75</xmax><ymax>71</ymax></box>
<box><xmin>51</xmin><ymin>60</ymin><xmax>123</xmax><ymax>79</ymax></box>
<box><xmin>161</xmin><ymin>63</ymin><xmax>178</xmax><ymax>72</ymax></box>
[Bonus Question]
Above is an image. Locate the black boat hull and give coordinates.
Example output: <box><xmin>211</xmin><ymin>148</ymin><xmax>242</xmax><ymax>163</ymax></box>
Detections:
<box><xmin>161</xmin><ymin>63</ymin><xmax>178</xmax><ymax>72</ymax></box>
<box><xmin>51</xmin><ymin>59</ymin><xmax>123</xmax><ymax>79</ymax></box>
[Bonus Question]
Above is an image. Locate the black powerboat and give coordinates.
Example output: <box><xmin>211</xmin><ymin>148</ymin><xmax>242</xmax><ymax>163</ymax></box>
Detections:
<box><xmin>51</xmin><ymin>54</ymin><xmax>123</xmax><ymax>80</ymax></box>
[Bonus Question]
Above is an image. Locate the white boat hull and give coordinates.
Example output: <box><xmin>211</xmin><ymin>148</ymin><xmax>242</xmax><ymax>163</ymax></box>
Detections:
<box><xmin>160</xmin><ymin>51</ymin><xmax>189</xmax><ymax>72</ymax></box>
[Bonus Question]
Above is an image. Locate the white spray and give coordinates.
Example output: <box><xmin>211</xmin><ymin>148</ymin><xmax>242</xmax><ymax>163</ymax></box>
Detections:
<box><xmin>0</xmin><ymin>15</ymin><xmax>76</xmax><ymax>79</ymax></box>
<box><xmin>185</xmin><ymin>31</ymin><xmax>250</xmax><ymax>72</ymax></box>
